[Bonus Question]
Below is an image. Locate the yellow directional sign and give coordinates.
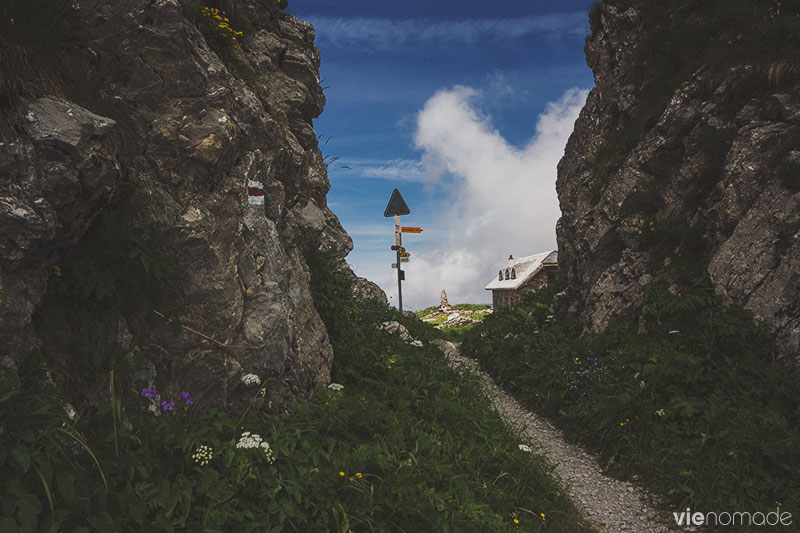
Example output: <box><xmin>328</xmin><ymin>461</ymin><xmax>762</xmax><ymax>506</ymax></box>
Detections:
<box><xmin>401</xmin><ymin>226</ymin><xmax>423</xmax><ymax>234</ymax></box>
<box><xmin>400</xmin><ymin>252</ymin><xmax>410</xmax><ymax>258</ymax></box>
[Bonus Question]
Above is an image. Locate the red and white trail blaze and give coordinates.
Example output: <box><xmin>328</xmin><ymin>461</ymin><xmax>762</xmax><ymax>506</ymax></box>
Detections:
<box><xmin>247</xmin><ymin>179</ymin><xmax>264</xmax><ymax>205</ymax></box>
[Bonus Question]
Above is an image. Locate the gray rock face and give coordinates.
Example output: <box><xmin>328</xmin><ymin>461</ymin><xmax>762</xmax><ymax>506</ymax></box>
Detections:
<box><xmin>0</xmin><ymin>0</ymin><xmax>384</xmax><ymax>406</ymax></box>
<box><xmin>1</xmin><ymin>97</ymin><xmax>122</xmax><ymax>359</ymax></box>
<box><xmin>557</xmin><ymin>2</ymin><xmax>799</xmax><ymax>360</ymax></box>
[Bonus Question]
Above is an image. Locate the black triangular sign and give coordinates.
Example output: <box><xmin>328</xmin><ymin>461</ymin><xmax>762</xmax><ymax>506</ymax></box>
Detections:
<box><xmin>383</xmin><ymin>188</ymin><xmax>410</xmax><ymax>217</ymax></box>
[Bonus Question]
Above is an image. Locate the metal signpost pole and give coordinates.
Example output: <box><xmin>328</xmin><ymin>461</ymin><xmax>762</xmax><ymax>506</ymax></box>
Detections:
<box><xmin>384</xmin><ymin>188</ymin><xmax>416</xmax><ymax>314</ymax></box>
<box><xmin>395</xmin><ymin>215</ymin><xmax>403</xmax><ymax>312</ymax></box>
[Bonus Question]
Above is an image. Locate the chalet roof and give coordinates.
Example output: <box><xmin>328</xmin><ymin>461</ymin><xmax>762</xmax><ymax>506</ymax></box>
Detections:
<box><xmin>484</xmin><ymin>250</ymin><xmax>557</xmax><ymax>292</ymax></box>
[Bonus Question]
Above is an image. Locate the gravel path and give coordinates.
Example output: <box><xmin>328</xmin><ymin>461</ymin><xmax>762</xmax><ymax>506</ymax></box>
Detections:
<box><xmin>435</xmin><ymin>340</ymin><xmax>679</xmax><ymax>533</ymax></box>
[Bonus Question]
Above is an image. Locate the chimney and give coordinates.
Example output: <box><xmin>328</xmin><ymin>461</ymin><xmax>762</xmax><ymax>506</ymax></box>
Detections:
<box><xmin>508</xmin><ymin>254</ymin><xmax>514</xmax><ymax>269</ymax></box>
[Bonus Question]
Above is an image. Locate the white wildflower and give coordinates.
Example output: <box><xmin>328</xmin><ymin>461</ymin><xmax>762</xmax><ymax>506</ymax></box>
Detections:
<box><xmin>410</xmin><ymin>340</ymin><xmax>423</xmax><ymax>348</ymax></box>
<box><xmin>259</xmin><ymin>441</ymin><xmax>275</xmax><ymax>463</ymax></box>
<box><xmin>639</xmin><ymin>380</ymin><xmax>646</xmax><ymax>388</ymax></box>
<box><xmin>327</xmin><ymin>383</ymin><xmax>344</xmax><ymax>392</ymax></box>
<box><xmin>655</xmin><ymin>409</ymin><xmax>666</xmax><ymax>417</ymax></box>
<box><xmin>518</xmin><ymin>444</ymin><xmax>532</xmax><ymax>453</ymax></box>
<box><xmin>235</xmin><ymin>432</ymin><xmax>275</xmax><ymax>462</ymax></box>
<box><xmin>236</xmin><ymin>432</ymin><xmax>263</xmax><ymax>449</ymax></box>
<box><xmin>146</xmin><ymin>401</ymin><xmax>160</xmax><ymax>416</ymax></box>
<box><xmin>192</xmin><ymin>445</ymin><xmax>214</xmax><ymax>465</ymax></box>
<box><xmin>241</xmin><ymin>373</ymin><xmax>261</xmax><ymax>386</ymax></box>
<box><xmin>63</xmin><ymin>402</ymin><xmax>77</xmax><ymax>420</ymax></box>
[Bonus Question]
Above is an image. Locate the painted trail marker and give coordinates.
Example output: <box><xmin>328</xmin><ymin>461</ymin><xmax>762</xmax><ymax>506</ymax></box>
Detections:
<box><xmin>383</xmin><ymin>188</ymin><xmax>420</xmax><ymax>312</ymax></box>
<box><xmin>247</xmin><ymin>180</ymin><xmax>265</xmax><ymax>205</ymax></box>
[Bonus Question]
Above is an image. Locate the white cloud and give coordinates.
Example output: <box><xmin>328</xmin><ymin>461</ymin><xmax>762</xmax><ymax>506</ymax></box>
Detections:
<box><xmin>309</xmin><ymin>13</ymin><xmax>587</xmax><ymax>52</ymax></box>
<box><xmin>359</xmin><ymin>159</ymin><xmax>427</xmax><ymax>182</ymax></box>
<box><xmin>376</xmin><ymin>85</ymin><xmax>588</xmax><ymax>308</ymax></box>
<box><xmin>328</xmin><ymin>158</ymin><xmax>427</xmax><ymax>182</ymax></box>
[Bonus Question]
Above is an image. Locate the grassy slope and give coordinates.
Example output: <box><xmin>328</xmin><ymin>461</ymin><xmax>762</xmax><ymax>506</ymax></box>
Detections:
<box><xmin>0</xmin><ymin>259</ymin><xmax>591</xmax><ymax>532</ymax></box>
<box><xmin>459</xmin><ymin>285</ymin><xmax>800</xmax><ymax>532</ymax></box>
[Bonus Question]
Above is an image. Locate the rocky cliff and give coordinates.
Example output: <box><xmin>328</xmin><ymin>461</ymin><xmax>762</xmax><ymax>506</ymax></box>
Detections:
<box><xmin>557</xmin><ymin>0</ymin><xmax>799</xmax><ymax>360</ymax></box>
<box><xmin>0</xmin><ymin>0</ymin><xmax>384</xmax><ymax>408</ymax></box>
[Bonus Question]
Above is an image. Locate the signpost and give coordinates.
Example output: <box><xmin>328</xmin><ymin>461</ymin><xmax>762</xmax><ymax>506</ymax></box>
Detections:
<box><xmin>383</xmin><ymin>188</ymin><xmax>420</xmax><ymax>313</ymax></box>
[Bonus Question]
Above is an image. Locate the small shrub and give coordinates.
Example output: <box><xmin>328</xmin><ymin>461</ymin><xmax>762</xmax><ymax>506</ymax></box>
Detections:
<box><xmin>200</xmin><ymin>6</ymin><xmax>244</xmax><ymax>50</ymax></box>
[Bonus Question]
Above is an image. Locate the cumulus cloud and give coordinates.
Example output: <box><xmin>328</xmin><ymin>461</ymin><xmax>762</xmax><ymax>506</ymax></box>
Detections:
<box><xmin>309</xmin><ymin>13</ymin><xmax>587</xmax><ymax>52</ymax></box>
<box><xmin>379</xmin><ymin>86</ymin><xmax>588</xmax><ymax>307</ymax></box>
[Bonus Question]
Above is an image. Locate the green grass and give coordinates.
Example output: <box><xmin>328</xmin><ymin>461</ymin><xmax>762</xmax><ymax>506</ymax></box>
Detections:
<box><xmin>415</xmin><ymin>303</ymin><xmax>492</xmax><ymax>317</ymax></box>
<box><xmin>0</xmin><ymin>258</ymin><xmax>591</xmax><ymax>532</ymax></box>
<box><xmin>415</xmin><ymin>304</ymin><xmax>492</xmax><ymax>342</ymax></box>
<box><xmin>461</xmin><ymin>283</ymin><xmax>800</xmax><ymax>532</ymax></box>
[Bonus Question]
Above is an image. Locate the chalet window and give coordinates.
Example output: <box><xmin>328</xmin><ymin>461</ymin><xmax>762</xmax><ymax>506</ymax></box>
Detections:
<box><xmin>498</xmin><ymin>270</ymin><xmax>503</xmax><ymax>281</ymax></box>
<box><xmin>505</xmin><ymin>268</ymin><xmax>510</xmax><ymax>280</ymax></box>
<box><xmin>510</xmin><ymin>268</ymin><xmax>516</xmax><ymax>279</ymax></box>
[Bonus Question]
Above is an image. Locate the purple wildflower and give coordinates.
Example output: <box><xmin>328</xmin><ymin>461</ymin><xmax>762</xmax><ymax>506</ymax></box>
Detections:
<box><xmin>160</xmin><ymin>400</ymin><xmax>174</xmax><ymax>412</ymax></box>
<box><xmin>141</xmin><ymin>388</ymin><xmax>159</xmax><ymax>400</ymax></box>
<box><xmin>180</xmin><ymin>391</ymin><xmax>193</xmax><ymax>406</ymax></box>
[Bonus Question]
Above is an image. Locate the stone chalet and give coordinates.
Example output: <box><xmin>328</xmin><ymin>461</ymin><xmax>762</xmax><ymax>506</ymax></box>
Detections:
<box><xmin>484</xmin><ymin>250</ymin><xmax>558</xmax><ymax>309</ymax></box>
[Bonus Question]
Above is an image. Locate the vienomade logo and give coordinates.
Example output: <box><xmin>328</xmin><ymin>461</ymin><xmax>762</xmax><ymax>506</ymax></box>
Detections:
<box><xmin>673</xmin><ymin>507</ymin><xmax>793</xmax><ymax>528</ymax></box>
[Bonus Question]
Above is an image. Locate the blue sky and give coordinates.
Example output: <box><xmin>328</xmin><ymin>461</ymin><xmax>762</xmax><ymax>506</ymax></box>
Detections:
<box><xmin>289</xmin><ymin>0</ymin><xmax>595</xmax><ymax>310</ymax></box>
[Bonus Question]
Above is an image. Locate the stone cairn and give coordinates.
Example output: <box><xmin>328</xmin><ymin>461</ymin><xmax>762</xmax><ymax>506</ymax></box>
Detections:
<box><xmin>440</xmin><ymin>289</ymin><xmax>450</xmax><ymax>312</ymax></box>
